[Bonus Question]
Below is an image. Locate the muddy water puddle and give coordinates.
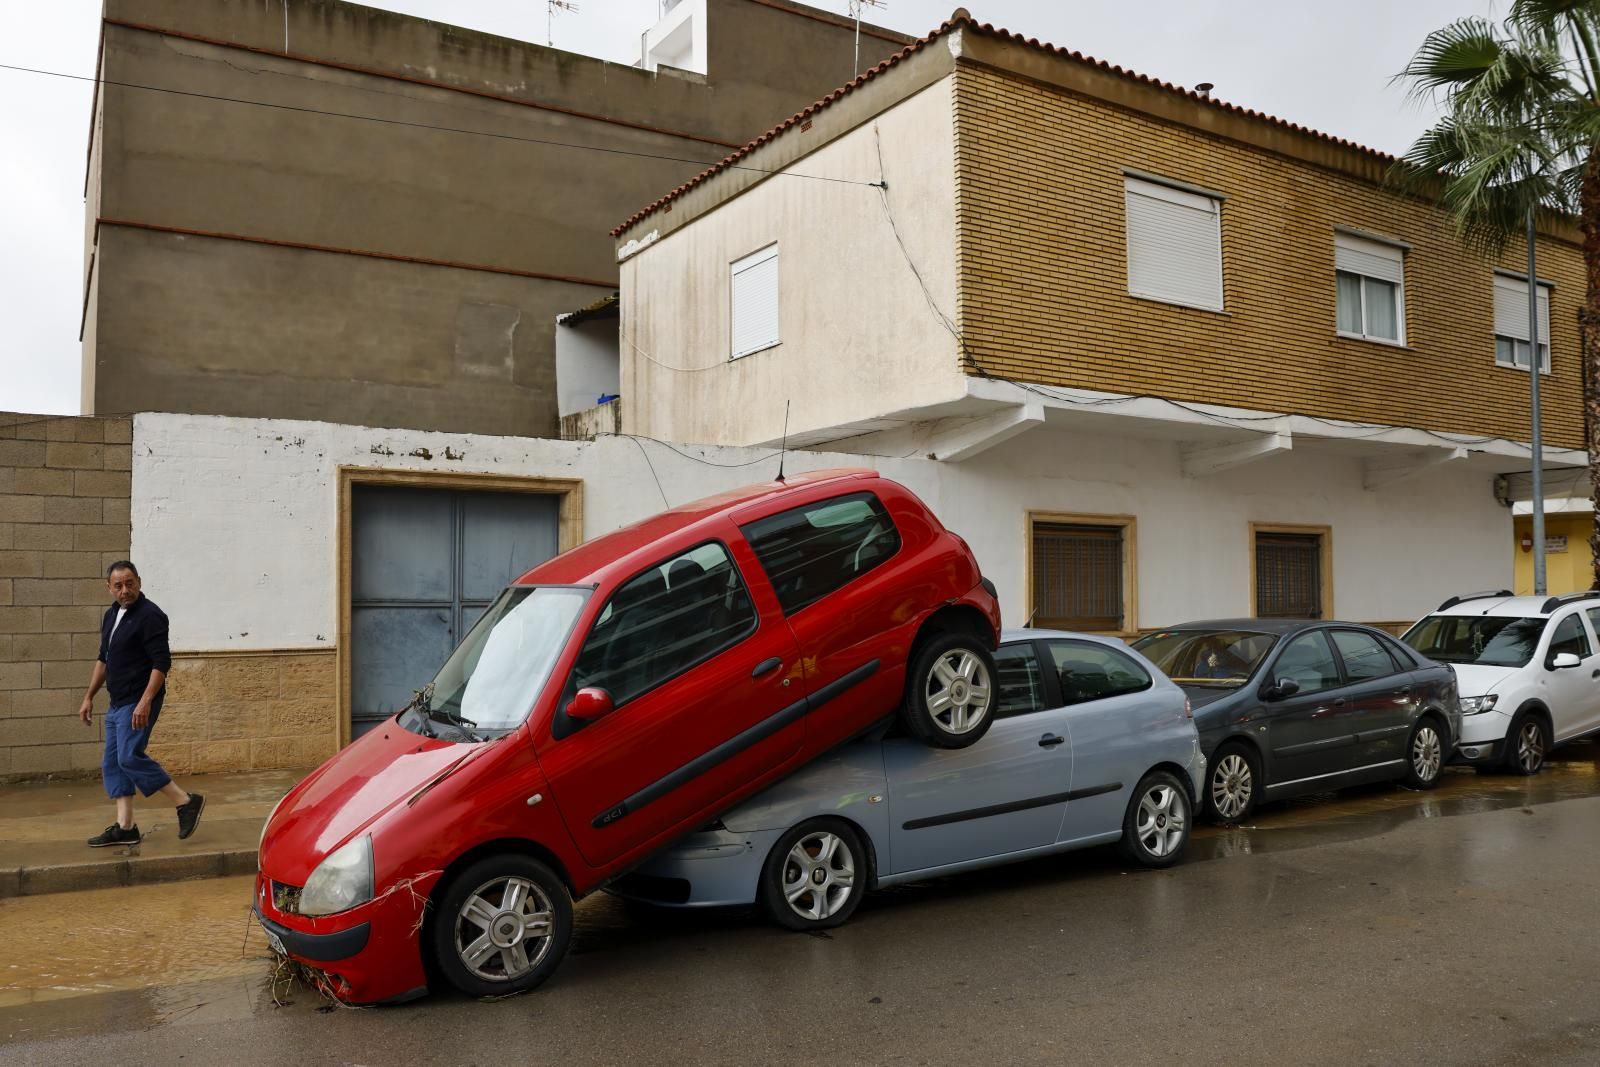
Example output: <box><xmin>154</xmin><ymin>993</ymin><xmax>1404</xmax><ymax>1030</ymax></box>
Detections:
<box><xmin>1188</xmin><ymin>742</ymin><xmax>1600</xmax><ymax>860</ymax></box>
<box><xmin>0</xmin><ymin>875</ymin><xmax>269</xmax><ymax>1010</ymax></box>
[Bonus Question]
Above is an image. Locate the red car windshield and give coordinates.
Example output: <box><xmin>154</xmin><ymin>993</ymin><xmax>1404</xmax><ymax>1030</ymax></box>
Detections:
<box><xmin>419</xmin><ymin>586</ymin><xmax>589</xmax><ymax>736</ymax></box>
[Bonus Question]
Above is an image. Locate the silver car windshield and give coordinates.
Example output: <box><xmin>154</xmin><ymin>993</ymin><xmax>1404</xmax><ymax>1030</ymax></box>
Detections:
<box><xmin>1401</xmin><ymin>615</ymin><xmax>1546</xmax><ymax>668</ymax></box>
<box><xmin>427</xmin><ymin>586</ymin><xmax>589</xmax><ymax>733</ymax></box>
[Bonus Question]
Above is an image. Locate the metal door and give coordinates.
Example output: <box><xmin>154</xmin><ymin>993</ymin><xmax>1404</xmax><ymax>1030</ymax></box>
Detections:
<box><xmin>350</xmin><ymin>486</ymin><xmax>559</xmax><ymax>738</ymax></box>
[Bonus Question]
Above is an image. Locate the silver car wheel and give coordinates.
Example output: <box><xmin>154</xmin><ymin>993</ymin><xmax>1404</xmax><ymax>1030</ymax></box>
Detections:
<box><xmin>1411</xmin><ymin>725</ymin><xmax>1442</xmax><ymax>782</ymax></box>
<box><xmin>453</xmin><ymin>874</ymin><xmax>555</xmax><ymax>983</ymax></box>
<box><xmin>1516</xmin><ymin>721</ymin><xmax>1544</xmax><ymax>773</ymax></box>
<box><xmin>1134</xmin><ymin>783</ymin><xmax>1187</xmax><ymax>858</ymax></box>
<box><xmin>1211</xmin><ymin>754</ymin><xmax>1252</xmax><ymax>820</ymax></box>
<box><xmin>781</xmin><ymin>831</ymin><xmax>856</xmax><ymax>922</ymax></box>
<box><xmin>924</xmin><ymin>649</ymin><xmax>992</xmax><ymax>735</ymax></box>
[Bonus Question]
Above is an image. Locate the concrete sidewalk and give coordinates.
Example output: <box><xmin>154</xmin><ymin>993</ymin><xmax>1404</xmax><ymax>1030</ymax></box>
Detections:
<box><xmin>0</xmin><ymin>769</ymin><xmax>307</xmax><ymax>897</ymax></box>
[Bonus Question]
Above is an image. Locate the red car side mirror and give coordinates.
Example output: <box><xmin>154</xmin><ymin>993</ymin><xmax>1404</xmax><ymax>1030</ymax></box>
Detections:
<box><xmin>566</xmin><ymin>687</ymin><xmax>615</xmax><ymax>722</ymax></box>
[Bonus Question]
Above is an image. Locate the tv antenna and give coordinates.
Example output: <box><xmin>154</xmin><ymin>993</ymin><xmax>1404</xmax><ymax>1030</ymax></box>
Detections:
<box><xmin>776</xmin><ymin>400</ymin><xmax>791</xmax><ymax>483</ymax></box>
<box><xmin>849</xmin><ymin>0</ymin><xmax>887</xmax><ymax>76</ymax></box>
<box><xmin>547</xmin><ymin>0</ymin><xmax>578</xmax><ymax>47</ymax></box>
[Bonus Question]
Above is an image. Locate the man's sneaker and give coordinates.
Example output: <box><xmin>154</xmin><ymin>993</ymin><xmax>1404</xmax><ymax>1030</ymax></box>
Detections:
<box><xmin>176</xmin><ymin>793</ymin><xmax>205</xmax><ymax>840</ymax></box>
<box><xmin>87</xmin><ymin>823</ymin><xmax>142</xmax><ymax>848</ymax></box>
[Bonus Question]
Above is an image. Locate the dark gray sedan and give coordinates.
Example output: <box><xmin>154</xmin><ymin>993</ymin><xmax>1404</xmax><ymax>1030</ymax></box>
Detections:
<box><xmin>609</xmin><ymin>630</ymin><xmax>1203</xmax><ymax>931</ymax></box>
<box><xmin>1133</xmin><ymin>620</ymin><xmax>1461</xmax><ymax>823</ymax></box>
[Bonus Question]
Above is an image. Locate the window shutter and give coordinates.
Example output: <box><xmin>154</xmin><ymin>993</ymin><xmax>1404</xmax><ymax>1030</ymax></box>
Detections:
<box><xmin>1124</xmin><ymin>177</ymin><xmax>1223</xmax><ymax>311</ymax></box>
<box><xmin>1032</xmin><ymin>522</ymin><xmax>1125</xmax><ymax>631</ymax></box>
<box><xmin>1255</xmin><ymin>532</ymin><xmax>1323</xmax><ymax>619</ymax></box>
<box><xmin>730</xmin><ymin>245</ymin><xmax>780</xmax><ymax>359</ymax></box>
<box><xmin>1334</xmin><ymin>233</ymin><xmax>1403</xmax><ymax>285</ymax></box>
<box><xmin>1492</xmin><ymin>274</ymin><xmax>1551</xmax><ymax>344</ymax></box>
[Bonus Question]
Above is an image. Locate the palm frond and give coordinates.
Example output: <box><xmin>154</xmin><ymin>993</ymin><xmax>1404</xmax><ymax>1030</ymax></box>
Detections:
<box><xmin>1397</xmin><ymin>17</ymin><xmax>1507</xmax><ymax>101</ymax></box>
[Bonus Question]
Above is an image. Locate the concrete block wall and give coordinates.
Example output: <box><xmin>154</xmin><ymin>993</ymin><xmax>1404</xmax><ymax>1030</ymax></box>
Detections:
<box><xmin>156</xmin><ymin>651</ymin><xmax>338</xmax><ymax>775</ymax></box>
<box><xmin>0</xmin><ymin>413</ymin><xmax>133</xmax><ymax>780</ymax></box>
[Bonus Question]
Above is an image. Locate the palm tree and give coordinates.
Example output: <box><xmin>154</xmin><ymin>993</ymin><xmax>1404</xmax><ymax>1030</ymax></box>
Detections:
<box><xmin>1394</xmin><ymin>0</ymin><xmax>1600</xmax><ymax>591</ymax></box>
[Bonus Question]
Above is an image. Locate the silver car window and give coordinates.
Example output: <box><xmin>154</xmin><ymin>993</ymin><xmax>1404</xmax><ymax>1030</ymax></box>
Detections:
<box><xmin>1046</xmin><ymin>641</ymin><xmax>1152</xmax><ymax>706</ymax></box>
<box><xmin>993</xmin><ymin>643</ymin><xmax>1046</xmax><ymax>719</ymax></box>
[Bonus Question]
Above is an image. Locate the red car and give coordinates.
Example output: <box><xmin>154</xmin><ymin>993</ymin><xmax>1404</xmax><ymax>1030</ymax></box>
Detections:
<box><xmin>255</xmin><ymin>470</ymin><xmax>1000</xmax><ymax>1002</ymax></box>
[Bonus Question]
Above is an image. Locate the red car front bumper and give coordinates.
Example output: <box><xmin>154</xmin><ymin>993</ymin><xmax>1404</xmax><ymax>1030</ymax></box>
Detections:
<box><xmin>252</xmin><ymin>869</ymin><xmax>441</xmax><ymax>1005</ymax></box>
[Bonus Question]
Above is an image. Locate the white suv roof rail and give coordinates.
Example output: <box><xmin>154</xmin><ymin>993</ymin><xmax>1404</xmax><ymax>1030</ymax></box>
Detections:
<box><xmin>1437</xmin><ymin>589</ymin><xmax>1513</xmax><ymax>611</ymax></box>
<box><xmin>1539</xmin><ymin>591</ymin><xmax>1600</xmax><ymax>614</ymax></box>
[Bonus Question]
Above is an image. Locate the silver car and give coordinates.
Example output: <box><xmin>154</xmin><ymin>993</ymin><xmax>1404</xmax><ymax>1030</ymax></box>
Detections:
<box><xmin>610</xmin><ymin>630</ymin><xmax>1205</xmax><ymax>930</ymax></box>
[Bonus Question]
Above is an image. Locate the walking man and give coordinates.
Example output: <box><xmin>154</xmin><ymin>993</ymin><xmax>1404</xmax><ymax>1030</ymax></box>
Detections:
<box><xmin>78</xmin><ymin>560</ymin><xmax>204</xmax><ymax>846</ymax></box>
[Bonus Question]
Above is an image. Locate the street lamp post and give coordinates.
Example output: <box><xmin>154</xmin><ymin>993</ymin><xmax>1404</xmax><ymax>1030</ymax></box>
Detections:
<box><xmin>1527</xmin><ymin>205</ymin><xmax>1547</xmax><ymax>596</ymax></box>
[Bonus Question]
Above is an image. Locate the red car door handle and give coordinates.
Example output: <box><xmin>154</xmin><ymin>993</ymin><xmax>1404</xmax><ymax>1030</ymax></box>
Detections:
<box><xmin>1038</xmin><ymin>733</ymin><xmax>1065</xmax><ymax>748</ymax></box>
<box><xmin>752</xmin><ymin>657</ymin><xmax>783</xmax><ymax>678</ymax></box>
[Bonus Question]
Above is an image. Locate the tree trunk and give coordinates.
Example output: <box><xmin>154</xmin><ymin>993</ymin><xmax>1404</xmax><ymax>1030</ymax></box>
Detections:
<box><xmin>1582</xmin><ymin>150</ymin><xmax>1600</xmax><ymax>590</ymax></box>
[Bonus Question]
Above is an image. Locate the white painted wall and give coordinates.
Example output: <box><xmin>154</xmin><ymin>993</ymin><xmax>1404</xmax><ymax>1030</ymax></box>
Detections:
<box><xmin>637</xmin><ymin>0</ymin><xmax>706</xmax><ymax>74</ymax></box>
<box><xmin>555</xmin><ymin>318</ymin><xmax>620</xmax><ymax>417</ymax></box>
<box><xmin>619</xmin><ymin>75</ymin><xmax>965</xmax><ymax>447</ymax></box>
<box><xmin>133</xmin><ymin>413</ymin><xmax>1510</xmax><ymax>653</ymax></box>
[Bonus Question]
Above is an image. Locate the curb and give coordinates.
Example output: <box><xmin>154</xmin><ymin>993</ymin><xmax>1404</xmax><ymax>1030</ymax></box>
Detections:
<box><xmin>1</xmin><ymin>850</ymin><xmax>259</xmax><ymax>898</ymax></box>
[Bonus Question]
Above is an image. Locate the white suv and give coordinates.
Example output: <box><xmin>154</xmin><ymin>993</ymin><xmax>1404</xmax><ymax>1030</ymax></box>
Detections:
<box><xmin>1401</xmin><ymin>591</ymin><xmax>1600</xmax><ymax>774</ymax></box>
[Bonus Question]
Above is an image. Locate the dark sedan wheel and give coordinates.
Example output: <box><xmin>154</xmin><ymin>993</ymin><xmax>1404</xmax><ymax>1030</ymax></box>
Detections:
<box><xmin>1504</xmin><ymin>714</ymin><xmax>1548</xmax><ymax>776</ymax></box>
<box><xmin>759</xmin><ymin>818</ymin><xmax>867</xmax><ymax>932</ymax></box>
<box><xmin>1117</xmin><ymin>771</ymin><xmax>1191</xmax><ymax>869</ymax></box>
<box><xmin>1401</xmin><ymin>718</ymin><xmax>1445</xmax><ymax>790</ymax></box>
<box><xmin>431</xmin><ymin>855</ymin><xmax>572</xmax><ymax>999</ymax></box>
<box><xmin>1205</xmin><ymin>743</ymin><xmax>1259</xmax><ymax>824</ymax></box>
<box><xmin>901</xmin><ymin>633</ymin><xmax>997</xmax><ymax>749</ymax></box>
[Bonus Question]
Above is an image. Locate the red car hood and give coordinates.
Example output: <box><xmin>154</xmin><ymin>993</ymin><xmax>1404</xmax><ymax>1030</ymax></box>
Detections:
<box><xmin>261</xmin><ymin>725</ymin><xmax>479</xmax><ymax>884</ymax></box>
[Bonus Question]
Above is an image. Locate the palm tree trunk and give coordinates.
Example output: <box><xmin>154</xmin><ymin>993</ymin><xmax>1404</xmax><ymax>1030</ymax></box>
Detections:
<box><xmin>1584</xmin><ymin>152</ymin><xmax>1600</xmax><ymax>590</ymax></box>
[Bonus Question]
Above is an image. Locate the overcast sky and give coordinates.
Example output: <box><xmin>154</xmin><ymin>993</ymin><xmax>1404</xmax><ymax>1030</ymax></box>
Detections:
<box><xmin>0</xmin><ymin>0</ymin><xmax>1495</xmax><ymax>416</ymax></box>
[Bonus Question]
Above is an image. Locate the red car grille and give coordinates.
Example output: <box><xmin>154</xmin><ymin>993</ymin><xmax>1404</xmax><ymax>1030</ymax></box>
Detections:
<box><xmin>272</xmin><ymin>881</ymin><xmax>303</xmax><ymax>915</ymax></box>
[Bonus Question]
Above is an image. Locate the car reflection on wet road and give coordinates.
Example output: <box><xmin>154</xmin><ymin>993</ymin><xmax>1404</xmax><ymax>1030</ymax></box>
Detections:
<box><xmin>4</xmin><ymin>740</ymin><xmax>1600</xmax><ymax>1066</ymax></box>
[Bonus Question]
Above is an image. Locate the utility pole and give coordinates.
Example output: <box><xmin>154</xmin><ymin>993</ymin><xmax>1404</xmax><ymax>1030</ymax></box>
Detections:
<box><xmin>547</xmin><ymin>0</ymin><xmax>578</xmax><ymax>48</ymax></box>
<box><xmin>849</xmin><ymin>0</ymin><xmax>887</xmax><ymax>77</ymax></box>
<box><xmin>1527</xmin><ymin>205</ymin><xmax>1548</xmax><ymax>596</ymax></box>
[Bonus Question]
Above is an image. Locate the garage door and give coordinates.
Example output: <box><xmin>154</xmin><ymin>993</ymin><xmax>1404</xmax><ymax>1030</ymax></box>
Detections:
<box><xmin>350</xmin><ymin>485</ymin><xmax>561</xmax><ymax>738</ymax></box>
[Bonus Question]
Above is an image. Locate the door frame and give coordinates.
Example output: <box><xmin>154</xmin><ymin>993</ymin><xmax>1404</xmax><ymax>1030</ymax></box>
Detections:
<box><xmin>1248</xmin><ymin>522</ymin><xmax>1333</xmax><ymax>620</ymax></box>
<box><xmin>336</xmin><ymin>466</ymin><xmax>583</xmax><ymax>747</ymax></box>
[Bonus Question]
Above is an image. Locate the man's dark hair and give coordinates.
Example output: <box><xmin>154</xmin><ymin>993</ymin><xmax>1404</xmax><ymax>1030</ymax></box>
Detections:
<box><xmin>105</xmin><ymin>560</ymin><xmax>139</xmax><ymax>579</ymax></box>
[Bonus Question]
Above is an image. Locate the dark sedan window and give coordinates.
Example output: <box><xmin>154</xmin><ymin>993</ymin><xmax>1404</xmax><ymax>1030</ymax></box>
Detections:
<box><xmin>1047</xmin><ymin>641</ymin><xmax>1152</xmax><ymax>706</ymax></box>
<box><xmin>1133</xmin><ymin>629</ymin><xmax>1275</xmax><ymax>688</ymax></box>
<box><xmin>993</xmin><ymin>643</ymin><xmax>1045</xmax><ymax>720</ymax></box>
<box><xmin>1272</xmin><ymin>631</ymin><xmax>1341</xmax><ymax>694</ymax></box>
<box><xmin>1330</xmin><ymin>629</ymin><xmax>1399</xmax><ymax>682</ymax></box>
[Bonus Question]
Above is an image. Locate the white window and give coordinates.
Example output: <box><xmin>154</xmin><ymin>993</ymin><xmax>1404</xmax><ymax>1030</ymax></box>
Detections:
<box><xmin>1334</xmin><ymin>232</ymin><xmax>1405</xmax><ymax>344</ymax></box>
<box><xmin>1123</xmin><ymin>175</ymin><xmax>1224</xmax><ymax>312</ymax></box>
<box><xmin>730</xmin><ymin>244</ymin><xmax>779</xmax><ymax>359</ymax></box>
<box><xmin>1493</xmin><ymin>272</ymin><xmax>1552</xmax><ymax>373</ymax></box>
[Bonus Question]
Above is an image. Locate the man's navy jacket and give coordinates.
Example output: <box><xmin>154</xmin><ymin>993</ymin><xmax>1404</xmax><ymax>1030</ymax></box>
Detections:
<box><xmin>98</xmin><ymin>595</ymin><xmax>172</xmax><ymax>709</ymax></box>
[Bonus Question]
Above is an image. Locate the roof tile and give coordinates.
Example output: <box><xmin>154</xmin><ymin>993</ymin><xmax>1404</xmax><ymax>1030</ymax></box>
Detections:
<box><xmin>611</xmin><ymin>12</ymin><xmax>1398</xmax><ymax>237</ymax></box>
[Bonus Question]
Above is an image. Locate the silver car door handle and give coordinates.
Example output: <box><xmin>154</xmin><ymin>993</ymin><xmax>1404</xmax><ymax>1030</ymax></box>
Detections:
<box><xmin>1038</xmin><ymin>733</ymin><xmax>1065</xmax><ymax>748</ymax></box>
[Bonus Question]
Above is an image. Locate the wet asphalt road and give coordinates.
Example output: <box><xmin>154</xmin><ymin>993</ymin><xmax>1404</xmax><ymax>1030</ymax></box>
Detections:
<box><xmin>5</xmin><ymin>745</ymin><xmax>1600</xmax><ymax>1066</ymax></box>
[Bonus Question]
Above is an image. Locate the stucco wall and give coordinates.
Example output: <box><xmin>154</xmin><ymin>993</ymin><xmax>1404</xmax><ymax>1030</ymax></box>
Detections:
<box><xmin>619</xmin><ymin>76</ymin><xmax>966</xmax><ymax>447</ymax></box>
<box><xmin>556</xmin><ymin>318</ymin><xmax>621</xmax><ymax>417</ymax></box>
<box><xmin>83</xmin><ymin>0</ymin><xmax>909</xmax><ymax>435</ymax></box>
<box><xmin>132</xmin><ymin>412</ymin><xmax>1507</xmax><ymax>648</ymax></box>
